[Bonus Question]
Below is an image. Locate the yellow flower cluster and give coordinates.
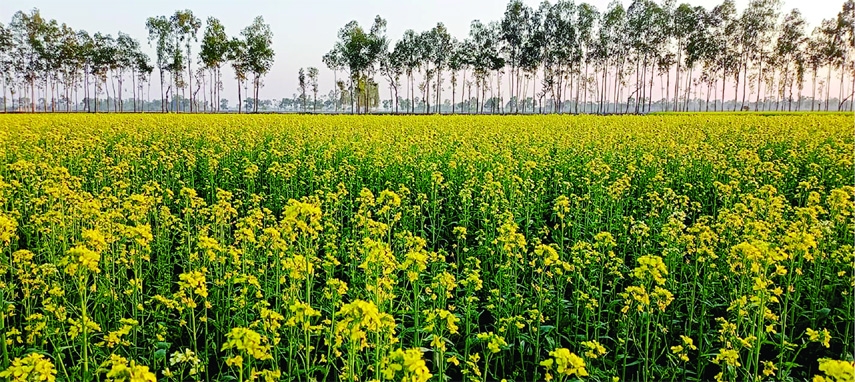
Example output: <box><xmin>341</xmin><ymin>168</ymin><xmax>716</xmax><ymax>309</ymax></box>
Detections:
<box><xmin>806</xmin><ymin>328</ymin><xmax>832</xmax><ymax>348</ymax></box>
<box><xmin>581</xmin><ymin>340</ymin><xmax>607</xmax><ymax>359</ymax></box>
<box><xmin>540</xmin><ymin>348</ymin><xmax>588</xmax><ymax>381</ymax></box>
<box><xmin>813</xmin><ymin>359</ymin><xmax>855</xmax><ymax>382</ymax></box>
<box><xmin>222</xmin><ymin>327</ymin><xmax>273</xmax><ymax>362</ymax></box>
<box><xmin>631</xmin><ymin>255</ymin><xmax>668</xmax><ymax>285</ymax></box>
<box><xmin>99</xmin><ymin>354</ymin><xmax>157</xmax><ymax>382</ymax></box>
<box><xmin>178</xmin><ymin>271</ymin><xmax>209</xmax><ymax>298</ymax></box>
<box><xmin>334</xmin><ymin>299</ymin><xmax>396</xmax><ymax>350</ymax></box>
<box><xmin>477</xmin><ymin>332</ymin><xmax>508</xmax><ymax>354</ymax></box>
<box><xmin>381</xmin><ymin>348</ymin><xmax>432</xmax><ymax>382</ymax></box>
<box><xmin>0</xmin><ymin>353</ymin><xmax>57</xmax><ymax>382</ymax></box>
<box><xmin>670</xmin><ymin>335</ymin><xmax>697</xmax><ymax>362</ymax></box>
<box><xmin>285</xmin><ymin>300</ymin><xmax>321</xmax><ymax>331</ymax></box>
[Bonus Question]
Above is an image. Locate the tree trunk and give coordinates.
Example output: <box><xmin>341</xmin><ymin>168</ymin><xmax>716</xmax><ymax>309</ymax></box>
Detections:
<box><xmin>452</xmin><ymin>72</ymin><xmax>456</xmax><ymax>115</ymax></box>
<box><xmin>674</xmin><ymin>43</ymin><xmax>681</xmax><ymax>112</ymax></box>
<box><xmin>851</xmin><ymin>62</ymin><xmax>855</xmax><ymax>112</ymax></box>
<box><xmin>838</xmin><ymin>64</ymin><xmax>844</xmax><ymax>111</ymax></box>
<box><xmin>665</xmin><ymin>67</ymin><xmax>671</xmax><ymax>112</ymax></box>
<box><xmin>647</xmin><ymin>65</ymin><xmax>654</xmax><ymax>113</ymax></box>
<box><xmin>684</xmin><ymin>67</ymin><xmax>692</xmax><ymax>111</ymax></box>
<box><xmin>733</xmin><ymin>70</ymin><xmax>740</xmax><ymax>111</ymax></box>
<box><xmin>740</xmin><ymin>57</ymin><xmax>748</xmax><ymax>110</ymax></box>
<box><xmin>825</xmin><ymin>66</ymin><xmax>831</xmax><ymax>111</ymax></box>
<box><xmin>436</xmin><ymin>68</ymin><xmax>442</xmax><ymax>114</ymax></box>
<box><xmin>132</xmin><ymin>70</ymin><xmax>137</xmax><ymax>112</ymax></box>
<box><xmin>811</xmin><ymin>69</ymin><xmax>817</xmax><ymax>111</ymax></box>
<box><xmin>754</xmin><ymin>58</ymin><xmax>763</xmax><ymax>111</ymax></box>
<box><xmin>188</xmin><ymin>50</ymin><xmax>193</xmax><ymax>113</ymax></box>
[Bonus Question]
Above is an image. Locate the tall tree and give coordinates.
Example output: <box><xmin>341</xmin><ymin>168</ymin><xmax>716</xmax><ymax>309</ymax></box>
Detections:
<box><xmin>395</xmin><ymin>29</ymin><xmax>420</xmax><ymax>113</ymax></box>
<box><xmin>447</xmin><ymin>38</ymin><xmax>463</xmax><ymax>114</ymax></box>
<box><xmin>200</xmin><ymin>17</ymin><xmax>229</xmax><ymax>112</ymax></box>
<box><xmin>816</xmin><ymin>18</ymin><xmax>843</xmax><ymax>110</ymax></box>
<box><xmin>835</xmin><ymin>0</ymin><xmax>855</xmax><ymax>110</ymax></box>
<box><xmin>242</xmin><ymin>16</ymin><xmax>274</xmax><ymax>113</ymax></box>
<box><xmin>576</xmin><ymin>3</ymin><xmax>599</xmax><ymax>113</ymax></box>
<box><xmin>134</xmin><ymin>50</ymin><xmax>153</xmax><ymax>112</ymax></box>
<box><xmin>0</xmin><ymin>22</ymin><xmax>14</xmax><ymax>112</ymax></box>
<box><xmin>91</xmin><ymin>32</ymin><xmax>116</xmax><ymax>112</ymax></box>
<box><xmin>308</xmin><ymin>67</ymin><xmax>319</xmax><ymax>112</ymax></box>
<box><xmin>322</xmin><ymin>49</ymin><xmax>345</xmax><ymax>112</ymax></box>
<box><xmin>330</xmin><ymin>16</ymin><xmax>387</xmax><ymax>114</ymax></box>
<box><xmin>380</xmin><ymin>40</ymin><xmax>403</xmax><ymax>113</ymax></box>
<box><xmin>171</xmin><ymin>10</ymin><xmax>201</xmax><ymax>112</ymax></box>
<box><xmin>227</xmin><ymin>37</ymin><xmax>248</xmax><ymax>114</ymax></box>
<box><xmin>671</xmin><ymin>3</ymin><xmax>695</xmax><ymax>111</ymax></box>
<box><xmin>145</xmin><ymin>15</ymin><xmax>172</xmax><ymax>112</ymax></box>
<box><xmin>115</xmin><ymin>32</ymin><xmax>139</xmax><ymax>111</ymax></box>
<box><xmin>427</xmin><ymin>23</ymin><xmax>452</xmax><ymax>113</ymax></box>
<box><xmin>775</xmin><ymin>9</ymin><xmax>807</xmax><ymax>111</ymax></box>
<box><xmin>9</xmin><ymin>9</ymin><xmax>46</xmax><ymax>112</ymax></box>
<box><xmin>501</xmin><ymin>0</ymin><xmax>531</xmax><ymax>113</ymax></box>
<box><xmin>298</xmin><ymin>67</ymin><xmax>307</xmax><ymax>111</ymax></box>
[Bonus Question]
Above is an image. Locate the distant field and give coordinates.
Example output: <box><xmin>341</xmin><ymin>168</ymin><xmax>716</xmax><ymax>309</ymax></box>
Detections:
<box><xmin>0</xmin><ymin>114</ymin><xmax>852</xmax><ymax>381</ymax></box>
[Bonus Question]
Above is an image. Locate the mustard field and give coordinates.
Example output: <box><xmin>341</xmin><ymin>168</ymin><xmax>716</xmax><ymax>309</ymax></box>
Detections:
<box><xmin>0</xmin><ymin>114</ymin><xmax>852</xmax><ymax>382</ymax></box>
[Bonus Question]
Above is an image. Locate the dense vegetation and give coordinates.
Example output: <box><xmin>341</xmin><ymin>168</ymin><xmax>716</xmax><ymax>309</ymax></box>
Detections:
<box><xmin>0</xmin><ymin>114</ymin><xmax>852</xmax><ymax>381</ymax></box>
<box><xmin>2</xmin><ymin>0</ymin><xmax>855</xmax><ymax>114</ymax></box>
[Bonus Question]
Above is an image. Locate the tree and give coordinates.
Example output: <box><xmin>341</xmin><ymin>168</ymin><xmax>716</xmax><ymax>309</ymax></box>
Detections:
<box><xmin>540</xmin><ymin>2</ymin><xmax>573</xmax><ymax>113</ymax></box>
<box><xmin>707</xmin><ymin>0</ymin><xmax>738</xmax><ymax>111</ymax></box>
<box><xmin>501</xmin><ymin>0</ymin><xmax>532</xmax><ymax>113</ymax></box>
<box><xmin>200</xmin><ymin>17</ymin><xmax>229</xmax><ymax>112</ymax></box>
<box><xmin>145</xmin><ymin>15</ymin><xmax>172</xmax><ymax>112</ymax></box>
<box><xmin>329</xmin><ymin>16</ymin><xmax>387</xmax><ymax>114</ymax></box>
<box><xmin>775</xmin><ymin>9</ymin><xmax>807</xmax><ymax>111</ymax></box>
<box><xmin>671</xmin><ymin>3</ymin><xmax>695</xmax><ymax>111</ymax></box>
<box><xmin>682</xmin><ymin>5</ymin><xmax>709</xmax><ymax>112</ymax></box>
<box><xmin>395</xmin><ymin>29</ymin><xmax>420</xmax><ymax>113</ymax></box>
<box><xmin>424</xmin><ymin>23</ymin><xmax>452</xmax><ymax>113</ymax></box>
<box><xmin>115</xmin><ymin>32</ymin><xmax>140</xmax><ymax>111</ymax></box>
<box><xmin>738</xmin><ymin>0</ymin><xmax>782</xmax><ymax>110</ymax></box>
<box><xmin>76</xmin><ymin>30</ymin><xmax>94</xmax><ymax>112</ymax></box>
<box><xmin>468</xmin><ymin>20</ymin><xmax>503</xmax><ymax>113</ymax></box>
<box><xmin>91</xmin><ymin>32</ymin><xmax>116</xmax><ymax>112</ymax></box>
<box><xmin>9</xmin><ymin>9</ymin><xmax>46</xmax><ymax>112</ymax></box>
<box><xmin>835</xmin><ymin>0</ymin><xmax>855</xmax><ymax>110</ymax></box>
<box><xmin>0</xmin><ymin>22</ymin><xmax>15</xmax><ymax>112</ymax></box>
<box><xmin>447</xmin><ymin>39</ymin><xmax>464</xmax><ymax>114</ymax></box>
<box><xmin>576</xmin><ymin>3</ymin><xmax>600</xmax><ymax>113</ymax></box>
<box><xmin>298</xmin><ymin>67</ymin><xmax>307</xmax><ymax>111</ymax></box>
<box><xmin>228</xmin><ymin>37</ymin><xmax>248</xmax><ymax>114</ymax></box>
<box><xmin>308</xmin><ymin>67</ymin><xmax>319</xmax><ymax>112</ymax></box>
<box><xmin>322</xmin><ymin>49</ymin><xmax>345</xmax><ymax>112</ymax></box>
<box><xmin>171</xmin><ymin>10</ymin><xmax>201</xmax><ymax>112</ymax></box>
<box><xmin>134</xmin><ymin>50</ymin><xmax>153</xmax><ymax>112</ymax></box>
<box><xmin>242</xmin><ymin>16</ymin><xmax>274</xmax><ymax>113</ymax></box>
<box><xmin>380</xmin><ymin>38</ymin><xmax>403</xmax><ymax>113</ymax></box>
<box><xmin>815</xmin><ymin>18</ymin><xmax>843</xmax><ymax>110</ymax></box>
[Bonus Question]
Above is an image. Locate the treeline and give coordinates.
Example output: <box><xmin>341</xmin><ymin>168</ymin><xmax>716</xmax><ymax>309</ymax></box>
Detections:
<box><xmin>327</xmin><ymin>0</ymin><xmax>855</xmax><ymax>114</ymax></box>
<box><xmin>1</xmin><ymin>0</ymin><xmax>853</xmax><ymax>114</ymax></box>
<box><xmin>0</xmin><ymin>9</ymin><xmax>272</xmax><ymax>113</ymax></box>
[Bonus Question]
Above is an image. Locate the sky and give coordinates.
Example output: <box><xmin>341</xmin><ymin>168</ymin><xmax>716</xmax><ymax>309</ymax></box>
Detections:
<box><xmin>0</xmin><ymin>0</ymin><xmax>844</xmax><ymax>104</ymax></box>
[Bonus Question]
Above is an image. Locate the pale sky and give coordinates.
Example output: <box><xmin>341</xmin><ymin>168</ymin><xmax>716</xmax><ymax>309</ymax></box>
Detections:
<box><xmin>0</xmin><ymin>0</ymin><xmax>844</xmax><ymax>104</ymax></box>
